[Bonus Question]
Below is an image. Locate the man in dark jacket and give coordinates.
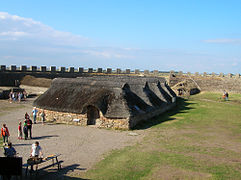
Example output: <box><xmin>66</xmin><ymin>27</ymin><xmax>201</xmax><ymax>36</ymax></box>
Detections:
<box><xmin>26</xmin><ymin>117</ymin><xmax>33</xmax><ymax>139</ymax></box>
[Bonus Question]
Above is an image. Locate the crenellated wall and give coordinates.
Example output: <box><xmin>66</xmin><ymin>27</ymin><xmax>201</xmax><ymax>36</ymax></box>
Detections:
<box><xmin>0</xmin><ymin>65</ymin><xmax>170</xmax><ymax>86</ymax></box>
<box><xmin>1</xmin><ymin>65</ymin><xmax>239</xmax><ymax>77</ymax></box>
<box><xmin>0</xmin><ymin>65</ymin><xmax>240</xmax><ymax>88</ymax></box>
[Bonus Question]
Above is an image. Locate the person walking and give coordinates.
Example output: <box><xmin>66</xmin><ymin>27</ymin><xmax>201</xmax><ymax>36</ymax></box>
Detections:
<box><xmin>225</xmin><ymin>91</ymin><xmax>229</xmax><ymax>101</ymax></box>
<box><xmin>26</xmin><ymin>117</ymin><xmax>33</xmax><ymax>139</ymax></box>
<box><xmin>40</xmin><ymin>110</ymin><xmax>46</xmax><ymax>125</ymax></box>
<box><xmin>18</xmin><ymin>121</ymin><xmax>23</xmax><ymax>139</ymax></box>
<box><xmin>32</xmin><ymin>107</ymin><xmax>38</xmax><ymax>124</ymax></box>
<box><xmin>23</xmin><ymin>122</ymin><xmax>28</xmax><ymax>140</ymax></box>
<box><xmin>1</xmin><ymin>124</ymin><xmax>10</xmax><ymax>145</ymax></box>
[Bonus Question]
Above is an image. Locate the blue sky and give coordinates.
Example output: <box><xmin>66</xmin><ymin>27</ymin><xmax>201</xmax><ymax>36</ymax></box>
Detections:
<box><xmin>0</xmin><ymin>0</ymin><xmax>241</xmax><ymax>73</ymax></box>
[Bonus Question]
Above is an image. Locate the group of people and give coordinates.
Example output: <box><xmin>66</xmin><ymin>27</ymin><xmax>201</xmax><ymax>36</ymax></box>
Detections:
<box><xmin>1</xmin><ymin>110</ymin><xmax>43</xmax><ymax>164</ymax></box>
<box><xmin>1</xmin><ymin>114</ymin><xmax>32</xmax><ymax>145</ymax></box>
<box><xmin>1</xmin><ymin>108</ymin><xmax>46</xmax><ymax>145</ymax></box>
<box><xmin>3</xmin><ymin>141</ymin><xmax>43</xmax><ymax>161</ymax></box>
<box><xmin>9</xmin><ymin>90</ymin><xmax>27</xmax><ymax>102</ymax></box>
<box><xmin>1</xmin><ymin>120</ymin><xmax>43</xmax><ymax>162</ymax></box>
<box><xmin>22</xmin><ymin>112</ymin><xmax>33</xmax><ymax>140</ymax></box>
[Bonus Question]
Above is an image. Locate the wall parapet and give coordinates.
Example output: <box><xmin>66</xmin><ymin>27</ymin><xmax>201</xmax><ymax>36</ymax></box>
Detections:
<box><xmin>0</xmin><ymin>65</ymin><xmax>239</xmax><ymax>78</ymax></box>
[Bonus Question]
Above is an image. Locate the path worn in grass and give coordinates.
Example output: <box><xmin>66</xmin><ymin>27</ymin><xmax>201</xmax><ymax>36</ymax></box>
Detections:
<box><xmin>85</xmin><ymin>92</ymin><xmax>241</xmax><ymax>180</ymax></box>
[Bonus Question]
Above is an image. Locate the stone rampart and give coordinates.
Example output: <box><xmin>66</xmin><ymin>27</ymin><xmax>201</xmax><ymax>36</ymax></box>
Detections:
<box><xmin>0</xmin><ymin>65</ymin><xmax>240</xmax><ymax>90</ymax></box>
<box><xmin>169</xmin><ymin>74</ymin><xmax>241</xmax><ymax>93</ymax></box>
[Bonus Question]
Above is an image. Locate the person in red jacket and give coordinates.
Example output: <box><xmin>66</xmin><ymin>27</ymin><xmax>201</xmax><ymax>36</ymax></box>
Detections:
<box><xmin>1</xmin><ymin>124</ymin><xmax>10</xmax><ymax>145</ymax></box>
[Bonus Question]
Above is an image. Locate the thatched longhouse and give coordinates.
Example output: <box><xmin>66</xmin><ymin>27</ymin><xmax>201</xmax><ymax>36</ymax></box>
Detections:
<box><xmin>33</xmin><ymin>76</ymin><xmax>176</xmax><ymax>129</ymax></box>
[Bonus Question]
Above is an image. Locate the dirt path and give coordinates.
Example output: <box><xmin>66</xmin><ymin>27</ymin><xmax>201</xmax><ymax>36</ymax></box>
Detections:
<box><xmin>0</xmin><ymin>99</ymin><xmax>145</xmax><ymax>178</ymax></box>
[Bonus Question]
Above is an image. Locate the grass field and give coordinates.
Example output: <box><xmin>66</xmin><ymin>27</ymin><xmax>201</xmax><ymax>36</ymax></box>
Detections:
<box><xmin>84</xmin><ymin>92</ymin><xmax>241</xmax><ymax>180</ymax></box>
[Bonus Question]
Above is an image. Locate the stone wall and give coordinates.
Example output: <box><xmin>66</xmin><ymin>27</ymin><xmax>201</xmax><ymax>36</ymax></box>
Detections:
<box><xmin>1</xmin><ymin>64</ymin><xmax>240</xmax><ymax>88</ymax></box>
<box><xmin>0</xmin><ymin>65</ymin><xmax>168</xmax><ymax>86</ymax></box>
<box><xmin>169</xmin><ymin>75</ymin><xmax>241</xmax><ymax>93</ymax></box>
<box><xmin>37</xmin><ymin>108</ymin><xmax>130</xmax><ymax>130</ymax></box>
<box><xmin>37</xmin><ymin>98</ymin><xmax>176</xmax><ymax>130</ymax></box>
<box><xmin>129</xmin><ymin>101</ymin><xmax>176</xmax><ymax>128</ymax></box>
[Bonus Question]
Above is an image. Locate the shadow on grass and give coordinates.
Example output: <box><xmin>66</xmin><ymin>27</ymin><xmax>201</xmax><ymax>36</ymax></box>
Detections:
<box><xmin>134</xmin><ymin>97</ymin><xmax>194</xmax><ymax>130</ymax></box>
<box><xmin>24</xmin><ymin>163</ymin><xmax>89</xmax><ymax>180</ymax></box>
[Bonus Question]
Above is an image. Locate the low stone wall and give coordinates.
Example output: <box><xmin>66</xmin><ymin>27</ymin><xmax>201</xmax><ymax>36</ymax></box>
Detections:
<box><xmin>38</xmin><ymin>108</ymin><xmax>88</xmax><ymax>126</ymax></box>
<box><xmin>37</xmin><ymin>104</ymin><xmax>176</xmax><ymax>130</ymax></box>
<box><xmin>37</xmin><ymin>108</ymin><xmax>129</xmax><ymax>130</ymax></box>
<box><xmin>37</xmin><ymin>96</ymin><xmax>176</xmax><ymax>130</ymax></box>
<box><xmin>129</xmin><ymin>102</ymin><xmax>176</xmax><ymax>129</ymax></box>
<box><xmin>98</xmin><ymin>116</ymin><xmax>129</xmax><ymax>130</ymax></box>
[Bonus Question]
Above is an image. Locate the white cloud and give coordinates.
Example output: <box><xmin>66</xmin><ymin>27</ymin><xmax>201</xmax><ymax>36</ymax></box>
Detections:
<box><xmin>203</xmin><ymin>38</ymin><xmax>241</xmax><ymax>44</ymax></box>
<box><xmin>0</xmin><ymin>12</ymin><xmax>88</xmax><ymax>46</ymax></box>
<box><xmin>0</xmin><ymin>12</ymin><xmax>136</xmax><ymax>60</ymax></box>
<box><xmin>0</xmin><ymin>31</ymin><xmax>28</xmax><ymax>37</ymax></box>
<box><xmin>81</xmin><ymin>49</ymin><xmax>134</xmax><ymax>59</ymax></box>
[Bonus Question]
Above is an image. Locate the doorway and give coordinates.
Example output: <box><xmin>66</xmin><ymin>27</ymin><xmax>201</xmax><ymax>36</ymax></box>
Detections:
<box><xmin>87</xmin><ymin>106</ymin><xmax>100</xmax><ymax>125</ymax></box>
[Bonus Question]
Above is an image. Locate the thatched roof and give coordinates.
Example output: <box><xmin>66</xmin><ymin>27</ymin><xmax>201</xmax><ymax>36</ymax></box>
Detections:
<box><xmin>33</xmin><ymin>76</ymin><xmax>176</xmax><ymax>119</ymax></box>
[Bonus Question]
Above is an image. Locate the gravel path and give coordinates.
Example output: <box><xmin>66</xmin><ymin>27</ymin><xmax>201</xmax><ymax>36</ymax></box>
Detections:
<box><xmin>0</xmin><ymin>99</ymin><xmax>145</xmax><ymax>179</ymax></box>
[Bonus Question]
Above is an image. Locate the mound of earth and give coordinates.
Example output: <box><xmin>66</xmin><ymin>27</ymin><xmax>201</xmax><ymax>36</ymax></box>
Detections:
<box><xmin>21</xmin><ymin>75</ymin><xmax>52</xmax><ymax>87</ymax></box>
<box><xmin>172</xmin><ymin>80</ymin><xmax>200</xmax><ymax>96</ymax></box>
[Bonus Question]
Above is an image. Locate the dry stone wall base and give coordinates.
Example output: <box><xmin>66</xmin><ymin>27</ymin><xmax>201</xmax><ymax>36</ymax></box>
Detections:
<box><xmin>37</xmin><ymin>103</ymin><xmax>176</xmax><ymax>130</ymax></box>
<box><xmin>129</xmin><ymin>103</ymin><xmax>176</xmax><ymax>129</ymax></box>
<box><xmin>37</xmin><ymin>108</ymin><xmax>130</xmax><ymax>129</ymax></box>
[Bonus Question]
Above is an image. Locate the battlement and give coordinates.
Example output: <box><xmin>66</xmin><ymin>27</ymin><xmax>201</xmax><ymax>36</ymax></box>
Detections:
<box><xmin>0</xmin><ymin>65</ymin><xmax>162</xmax><ymax>75</ymax></box>
<box><xmin>0</xmin><ymin>65</ymin><xmax>240</xmax><ymax>78</ymax></box>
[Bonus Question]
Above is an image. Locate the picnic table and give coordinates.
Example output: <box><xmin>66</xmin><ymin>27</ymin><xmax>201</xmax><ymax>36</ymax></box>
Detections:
<box><xmin>25</xmin><ymin>154</ymin><xmax>62</xmax><ymax>176</ymax></box>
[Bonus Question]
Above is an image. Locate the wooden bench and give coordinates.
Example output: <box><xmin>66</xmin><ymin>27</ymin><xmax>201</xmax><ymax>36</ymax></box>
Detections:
<box><xmin>25</xmin><ymin>154</ymin><xmax>62</xmax><ymax>176</ymax></box>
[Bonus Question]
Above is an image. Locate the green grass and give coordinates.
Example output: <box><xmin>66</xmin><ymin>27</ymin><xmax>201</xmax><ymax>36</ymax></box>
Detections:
<box><xmin>84</xmin><ymin>92</ymin><xmax>241</xmax><ymax>180</ymax></box>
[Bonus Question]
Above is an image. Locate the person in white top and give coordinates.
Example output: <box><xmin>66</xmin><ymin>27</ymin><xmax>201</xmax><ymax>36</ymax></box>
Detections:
<box><xmin>30</xmin><ymin>141</ymin><xmax>43</xmax><ymax>172</ymax></box>
<box><xmin>31</xmin><ymin>141</ymin><xmax>43</xmax><ymax>157</ymax></box>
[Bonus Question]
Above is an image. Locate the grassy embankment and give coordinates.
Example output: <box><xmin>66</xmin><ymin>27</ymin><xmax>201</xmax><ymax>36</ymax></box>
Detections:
<box><xmin>85</xmin><ymin>92</ymin><xmax>241</xmax><ymax>180</ymax></box>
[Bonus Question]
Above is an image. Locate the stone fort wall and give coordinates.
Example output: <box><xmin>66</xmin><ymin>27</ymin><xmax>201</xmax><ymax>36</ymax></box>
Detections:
<box><xmin>0</xmin><ymin>65</ymin><xmax>240</xmax><ymax>94</ymax></box>
<box><xmin>169</xmin><ymin>72</ymin><xmax>241</xmax><ymax>93</ymax></box>
<box><xmin>0</xmin><ymin>65</ymin><xmax>169</xmax><ymax>86</ymax></box>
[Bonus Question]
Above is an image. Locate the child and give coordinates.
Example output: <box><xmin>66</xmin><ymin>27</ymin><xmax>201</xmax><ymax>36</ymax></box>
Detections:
<box><xmin>18</xmin><ymin>121</ymin><xmax>23</xmax><ymax>139</ymax></box>
<box><xmin>23</xmin><ymin>122</ymin><xmax>28</xmax><ymax>140</ymax></box>
<box><xmin>1</xmin><ymin>124</ymin><xmax>10</xmax><ymax>145</ymax></box>
<box><xmin>25</xmin><ymin>112</ymin><xmax>29</xmax><ymax>120</ymax></box>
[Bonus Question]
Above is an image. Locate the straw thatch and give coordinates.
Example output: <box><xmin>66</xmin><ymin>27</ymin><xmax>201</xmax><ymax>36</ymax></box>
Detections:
<box><xmin>33</xmin><ymin>76</ymin><xmax>176</xmax><ymax>119</ymax></box>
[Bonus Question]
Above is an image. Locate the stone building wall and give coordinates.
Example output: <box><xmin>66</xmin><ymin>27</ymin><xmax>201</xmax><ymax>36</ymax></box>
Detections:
<box><xmin>37</xmin><ymin>103</ymin><xmax>175</xmax><ymax>130</ymax></box>
<box><xmin>37</xmin><ymin>108</ymin><xmax>129</xmax><ymax>130</ymax></box>
<box><xmin>129</xmin><ymin>102</ymin><xmax>176</xmax><ymax>128</ymax></box>
<box><xmin>38</xmin><ymin>108</ymin><xmax>88</xmax><ymax>126</ymax></box>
